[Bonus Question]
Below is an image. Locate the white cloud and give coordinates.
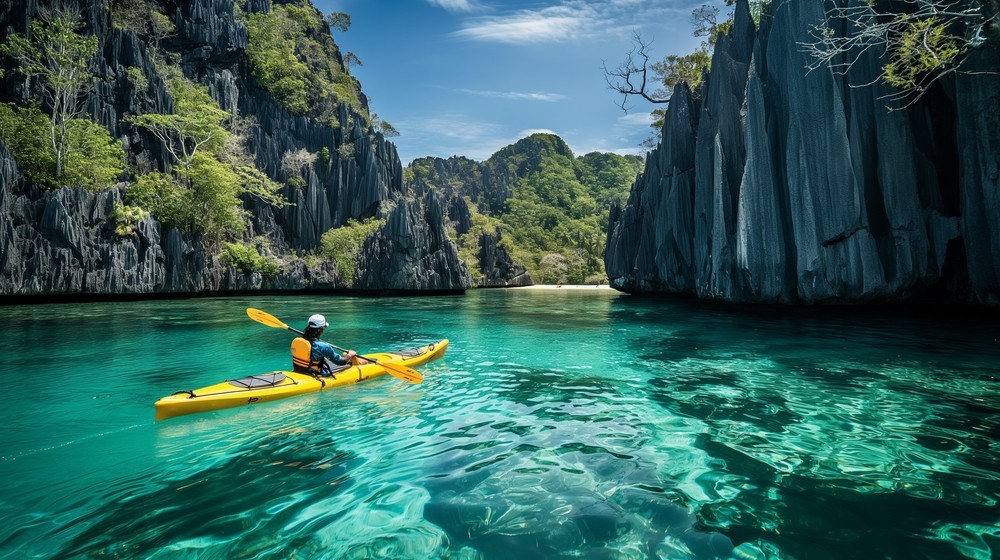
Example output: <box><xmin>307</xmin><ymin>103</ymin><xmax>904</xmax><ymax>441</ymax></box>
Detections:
<box><xmin>450</xmin><ymin>1</ymin><xmax>701</xmax><ymax>44</ymax></box>
<box><xmin>617</xmin><ymin>112</ymin><xmax>655</xmax><ymax>126</ymax></box>
<box><xmin>457</xmin><ymin>88</ymin><xmax>566</xmax><ymax>102</ymax></box>
<box><xmin>425</xmin><ymin>0</ymin><xmax>476</xmax><ymax>12</ymax></box>
<box><xmin>453</xmin><ymin>11</ymin><xmax>590</xmax><ymax>43</ymax></box>
<box><xmin>519</xmin><ymin>128</ymin><xmax>560</xmax><ymax>137</ymax></box>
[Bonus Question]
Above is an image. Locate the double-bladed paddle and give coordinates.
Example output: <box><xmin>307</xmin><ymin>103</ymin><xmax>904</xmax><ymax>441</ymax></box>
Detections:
<box><xmin>246</xmin><ymin>307</ymin><xmax>423</xmax><ymax>384</ymax></box>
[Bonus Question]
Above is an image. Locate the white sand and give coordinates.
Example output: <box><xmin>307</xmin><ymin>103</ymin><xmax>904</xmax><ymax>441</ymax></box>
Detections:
<box><xmin>508</xmin><ymin>284</ymin><xmax>615</xmax><ymax>290</ymax></box>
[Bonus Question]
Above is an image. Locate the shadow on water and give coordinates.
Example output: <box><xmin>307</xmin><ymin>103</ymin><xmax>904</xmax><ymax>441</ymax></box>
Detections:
<box><xmin>52</xmin><ymin>436</ymin><xmax>359</xmax><ymax>559</ymax></box>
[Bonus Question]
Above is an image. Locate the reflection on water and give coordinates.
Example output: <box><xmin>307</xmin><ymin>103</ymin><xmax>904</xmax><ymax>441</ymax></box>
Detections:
<box><xmin>0</xmin><ymin>291</ymin><xmax>998</xmax><ymax>559</ymax></box>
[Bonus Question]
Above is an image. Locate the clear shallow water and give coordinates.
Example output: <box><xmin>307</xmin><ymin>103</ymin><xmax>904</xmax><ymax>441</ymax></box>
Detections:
<box><xmin>0</xmin><ymin>290</ymin><xmax>998</xmax><ymax>559</ymax></box>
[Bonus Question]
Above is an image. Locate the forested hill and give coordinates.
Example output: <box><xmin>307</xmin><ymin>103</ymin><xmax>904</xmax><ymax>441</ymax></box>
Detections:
<box><xmin>0</xmin><ymin>0</ymin><xmax>469</xmax><ymax>298</ymax></box>
<box><xmin>408</xmin><ymin>133</ymin><xmax>643</xmax><ymax>286</ymax></box>
<box><xmin>606</xmin><ymin>0</ymin><xmax>1000</xmax><ymax>306</ymax></box>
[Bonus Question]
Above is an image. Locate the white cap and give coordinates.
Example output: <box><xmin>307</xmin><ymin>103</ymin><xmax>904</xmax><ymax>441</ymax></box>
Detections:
<box><xmin>307</xmin><ymin>314</ymin><xmax>328</xmax><ymax>328</ymax></box>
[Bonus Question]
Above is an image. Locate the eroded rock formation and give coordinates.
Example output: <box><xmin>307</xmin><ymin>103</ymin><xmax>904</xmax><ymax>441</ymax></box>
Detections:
<box><xmin>0</xmin><ymin>0</ymin><xmax>469</xmax><ymax>298</ymax></box>
<box><xmin>606</xmin><ymin>0</ymin><xmax>1000</xmax><ymax>305</ymax></box>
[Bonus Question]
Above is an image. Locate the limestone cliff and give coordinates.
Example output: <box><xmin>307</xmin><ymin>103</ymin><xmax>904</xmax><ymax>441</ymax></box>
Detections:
<box><xmin>606</xmin><ymin>0</ymin><xmax>1000</xmax><ymax>305</ymax></box>
<box><xmin>0</xmin><ymin>0</ymin><xmax>469</xmax><ymax>298</ymax></box>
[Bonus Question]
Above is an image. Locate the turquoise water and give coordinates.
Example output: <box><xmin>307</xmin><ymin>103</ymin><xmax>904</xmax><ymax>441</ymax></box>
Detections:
<box><xmin>0</xmin><ymin>290</ymin><xmax>998</xmax><ymax>559</ymax></box>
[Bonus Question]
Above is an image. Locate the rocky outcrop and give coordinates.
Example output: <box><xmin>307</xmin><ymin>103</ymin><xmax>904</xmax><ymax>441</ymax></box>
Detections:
<box><xmin>476</xmin><ymin>231</ymin><xmax>532</xmax><ymax>287</ymax></box>
<box><xmin>606</xmin><ymin>0</ymin><xmax>1000</xmax><ymax>305</ymax></box>
<box><xmin>0</xmin><ymin>0</ymin><xmax>467</xmax><ymax>298</ymax></box>
<box><xmin>409</xmin><ymin>157</ymin><xmax>530</xmax><ymax>287</ymax></box>
<box><xmin>356</xmin><ymin>190</ymin><xmax>471</xmax><ymax>292</ymax></box>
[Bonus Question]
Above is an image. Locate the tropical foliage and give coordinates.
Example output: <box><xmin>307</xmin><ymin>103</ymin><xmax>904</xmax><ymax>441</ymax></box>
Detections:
<box><xmin>221</xmin><ymin>241</ymin><xmax>281</xmax><ymax>276</ymax></box>
<box><xmin>242</xmin><ymin>0</ymin><xmax>366</xmax><ymax>124</ymax></box>
<box><xmin>320</xmin><ymin>217</ymin><xmax>386</xmax><ymax>286</ymax></box>
<box><xmin>125</xmin><ymin>77</ymin><xmax>285</xmax><ymax>243</ymax></box>
<box><xmin>411</xmin><ymin>134</ymin><xmax>643</xmax><ymax>284</ymax></box>
<box><xmin>110</xmin><ymin>203</ymin><xmax>150</xmax><ymax>236</ymax></box>
<box><xmin>0</xmin><ymin>6</ymin><xmax>124</xmax><ymax>190</ymax></box>
<box><xmin>0</xmin><ymin>103</ymin><xmax>124</xmax><ymax>191</ymax></box>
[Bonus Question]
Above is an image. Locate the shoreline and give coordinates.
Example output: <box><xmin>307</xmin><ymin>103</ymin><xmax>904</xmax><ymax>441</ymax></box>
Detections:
<box><xmin>508</xmin><ymin>284</ymin><xmax>615</xmax><ymax>290</ymax></box>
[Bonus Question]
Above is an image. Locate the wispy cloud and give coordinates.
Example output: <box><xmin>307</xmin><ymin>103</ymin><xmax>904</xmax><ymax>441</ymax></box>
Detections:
<box><xmin>457</xmin><ymin>88</ymin><xmax>566</xmax><ymax>102</ymax></box>
<box><xmin>450</xmin><ymin>1</ymin><xmax>696</xmax><ymax>44</ymax></box>
<box><xmin>519</xmin><ymin>128</ymin><xmax>560</xmax><ymax>137</ymax></box>
<box><xmin>453</xmin><ymin>5</ymin><xmax>595</xmax><ymax>43</ymax></box>
<box><xmin>425</xmin><ymin>0</ymin><xmax>477</xmax><ymax>12</ymax></box>
<box><xmin>617</xmin><ymin>112</ymin><xmax>654</xmax><ymax>126</ymax></box>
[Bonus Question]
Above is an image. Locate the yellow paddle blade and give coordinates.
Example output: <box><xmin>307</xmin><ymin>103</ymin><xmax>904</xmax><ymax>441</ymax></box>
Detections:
<box><xmin>246</xmin><ymin>308</ymin><xmax>291</xmax><ymax>330</ymax></box>
<box><xmin>380</xmin><ymin>361</ymin><xmax>423</xmax><ymax>384</ymax></box>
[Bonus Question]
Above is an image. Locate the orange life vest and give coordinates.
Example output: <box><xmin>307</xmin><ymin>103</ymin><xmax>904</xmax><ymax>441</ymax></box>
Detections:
<box><xmin>291</xmin><ymin>337</ymin><xmax>316</xmax><ymax>373</ymax></box>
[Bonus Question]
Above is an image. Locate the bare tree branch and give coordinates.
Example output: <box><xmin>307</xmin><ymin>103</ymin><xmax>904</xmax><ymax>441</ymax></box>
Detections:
<box><xmin>800</xmin><ymin>0</ymin><xmax>997</xmax><ymax>109</ymax></box>
<box><xmin>602</xmin><ymin>31</ymin><xmax>671</xmax><ymax>112</ymax></box>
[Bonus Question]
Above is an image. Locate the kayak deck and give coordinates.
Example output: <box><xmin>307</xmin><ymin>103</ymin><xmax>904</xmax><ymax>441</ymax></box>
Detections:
<box><xmin>154</xmin><ymin>339</ymin><xmax>448</xmax><ymax>421</ymax></box>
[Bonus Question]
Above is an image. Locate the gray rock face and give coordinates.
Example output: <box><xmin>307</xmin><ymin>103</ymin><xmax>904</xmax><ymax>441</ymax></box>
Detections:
<box><xmin>606</xmin><ymin>0</ymin><xmax>999</xmax><ymax>305</ymax></box>
<box><xmin>355</xmin><ymin>190</ymin><xmax>472</xmax><ymax>292</ymax></box>
<box><xmin>477</xmin><ymin>231</ymin><xmax>532</xmax><ymax>287</ymax></box>
<box><xmin>0</xmin><ymin>0</ymin><xmax>467</xmax><ymax>297</ymax></box>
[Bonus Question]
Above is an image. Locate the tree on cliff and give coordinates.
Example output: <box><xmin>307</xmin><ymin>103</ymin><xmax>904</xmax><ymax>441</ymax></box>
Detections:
<box><xmin>126</xmin><ymin>76</ymin><xmax>286</xmax><ymax>243</ymax></box>
<box><xmin>1</xmin><ymin>5</ymin><xmax>96</xmax><ymax>179</ymax></box>
<box><xmin>802</xmin><ymin>0</ymin><xmax>999</xmax><ymax>107</ymax></box>
<box><xmin>603</xmin><ymin>2</ymin><xmax>762</xmax><ymax>145</ymax></box>
<box><xmin>242</xmin><ymin>1</ymin><xmax>366</xmax><ymax>125</ymax></box>
<box><xmin>0</xmin><ymin>5</ymin><xmax>124</xmax><ymax>190</ymax></box>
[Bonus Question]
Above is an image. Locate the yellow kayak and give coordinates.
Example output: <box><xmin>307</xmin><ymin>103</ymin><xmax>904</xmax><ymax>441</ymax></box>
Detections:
<box><xmin>154</xmin><ymin>339</ymin><xmax>448</xmax><ymax>421</ymax></box>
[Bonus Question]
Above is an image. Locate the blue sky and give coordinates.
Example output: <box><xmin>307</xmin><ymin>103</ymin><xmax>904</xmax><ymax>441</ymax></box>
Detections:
<box><xmin>312</xmin><ymin>0</ymin><xmax>727</xmax><ymax>165</ymax></box>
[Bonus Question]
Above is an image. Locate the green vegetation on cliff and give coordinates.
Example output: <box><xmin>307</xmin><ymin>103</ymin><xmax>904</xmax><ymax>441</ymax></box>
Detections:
<box><xmin>410</xmin><ymin>133</ymin><xmax>643</xmax><ymax>284</ymax></box>
<box><xmin>125</xmin><ymin>76</ymin><xmax>286</xmax><ymax>244</ymax></box>
<box><xmin>0</xmin><ymin>7</ymin><xmax>124</xmax><ymax>190</ymax></box>
<box><xmin>321</xmin><ymin>217</ymin><xmax>386</xmax><ymax>287</ymax></box>
<box><xmin>242</xmin><ymin>0</ymin><xmax>366</xmax><ymax>124</ymax></box>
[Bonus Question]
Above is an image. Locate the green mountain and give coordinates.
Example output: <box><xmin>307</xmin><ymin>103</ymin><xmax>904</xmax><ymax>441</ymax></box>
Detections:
<box><xmin>409</xmin><ymin>133</ymin><xmax>643</xmax><ymax>284</ymax></box>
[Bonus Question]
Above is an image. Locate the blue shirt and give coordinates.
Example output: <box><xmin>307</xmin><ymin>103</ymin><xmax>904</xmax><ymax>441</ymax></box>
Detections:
<box><xmin>311</xmin><ymin>339</ymin><xmax>348</xmax><ymax>366</ymax></box>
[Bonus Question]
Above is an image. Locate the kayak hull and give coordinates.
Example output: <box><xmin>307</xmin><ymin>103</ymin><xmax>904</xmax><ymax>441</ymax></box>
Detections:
<box><xmin>154</xmin><ymin>339</ymin><xmax>447</xmax><ymax>421</ymax></box>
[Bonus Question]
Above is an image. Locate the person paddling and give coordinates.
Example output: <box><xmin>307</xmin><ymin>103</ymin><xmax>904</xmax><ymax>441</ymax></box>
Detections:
<box><xmin>290</xmin><ymin>314</ymin><xmax>367</xmax><ymax>376</ymax></box>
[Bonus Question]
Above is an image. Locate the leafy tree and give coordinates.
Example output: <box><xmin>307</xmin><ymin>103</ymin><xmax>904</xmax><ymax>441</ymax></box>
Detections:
<box><xmin>0</xmin><ymin>5</ymin><xmax>99</xmax><ymax>179</ymax></box>
<box><xmin>320</xmin><ymin>218</ymin><xmax>385</xmax><ymax>287</ymax></box>
<box><xmin>110</xmin><ymin>0</ymin><xmax>175</xmax><ymax>57</ymax></box>
<box><xmin>802</xmin><ymin>0</ymin><xmax>997</xmax><ymax>107</ymax></box>
<box><xmin>126</xmin><ymin>66</ymin><xmax>149</xmax><ymax>91</ymax></box>
<box><xmin>326</xmin><ymin>12</ymin><xmax>351</xmax><ymax>33</ymax></box>
<box><xmin>127</xmin><ymin>170</ymin><xmax>191</xmax><ymax>232</ymax></box>
<box><xmin>221</xmin><ymin>241</ymin><xmax>280</xmax><ymax>276</ymax></box>
<box><xmin>242</xmin><ymin>1</ymin><xmax>366</xmax><ymax>122</ymax></box>
<box><xmin>110</xmin><ymin>203</ymin><xmax>150</xmax><ymax>236</ymax></box>
<box><xmin>125</xmin><ymin>77</ymin><xmax>285</xmax><ymax>242</ymax></box>
<box><xmin>126</xmin><ymin>78</ymin><xmax>229</xmax><ymax>168</ymax></box>
<box><xmin>0</xmin><ymin>103</ymin><xmax>123</xmax><ymax>190</ymax></box>
<box><xmin>537</xmin><ymin>253</ymin><xmax>568</xmax><ymax>284</ymax></box>
<box><xmin>61</xmin><ymin>118</ymin><xmax>125</xmax><ymax>190</ymax></box>
<box><xmin>370</xmin><ymin>113</ymin><xmax>399</xmax><ymax>137</ymax></box>
<box><xmin>0</xmin><ymin>103</ymin><xmax>54</xmax><ymax>186</ymax></box>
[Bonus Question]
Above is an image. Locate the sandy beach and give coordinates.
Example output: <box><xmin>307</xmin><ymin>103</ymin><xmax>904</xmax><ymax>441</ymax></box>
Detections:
<box><xmin>508</xmin><ymin>284</ymin><xmax>615</xmax><ymax>290</ymax></box>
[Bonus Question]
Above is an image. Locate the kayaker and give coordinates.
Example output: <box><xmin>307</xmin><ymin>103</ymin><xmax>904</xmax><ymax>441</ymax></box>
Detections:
<box><xmin>291</xmin><ymin>314</ymin><xmax>367</xmax><ymax>375</ymax></box>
